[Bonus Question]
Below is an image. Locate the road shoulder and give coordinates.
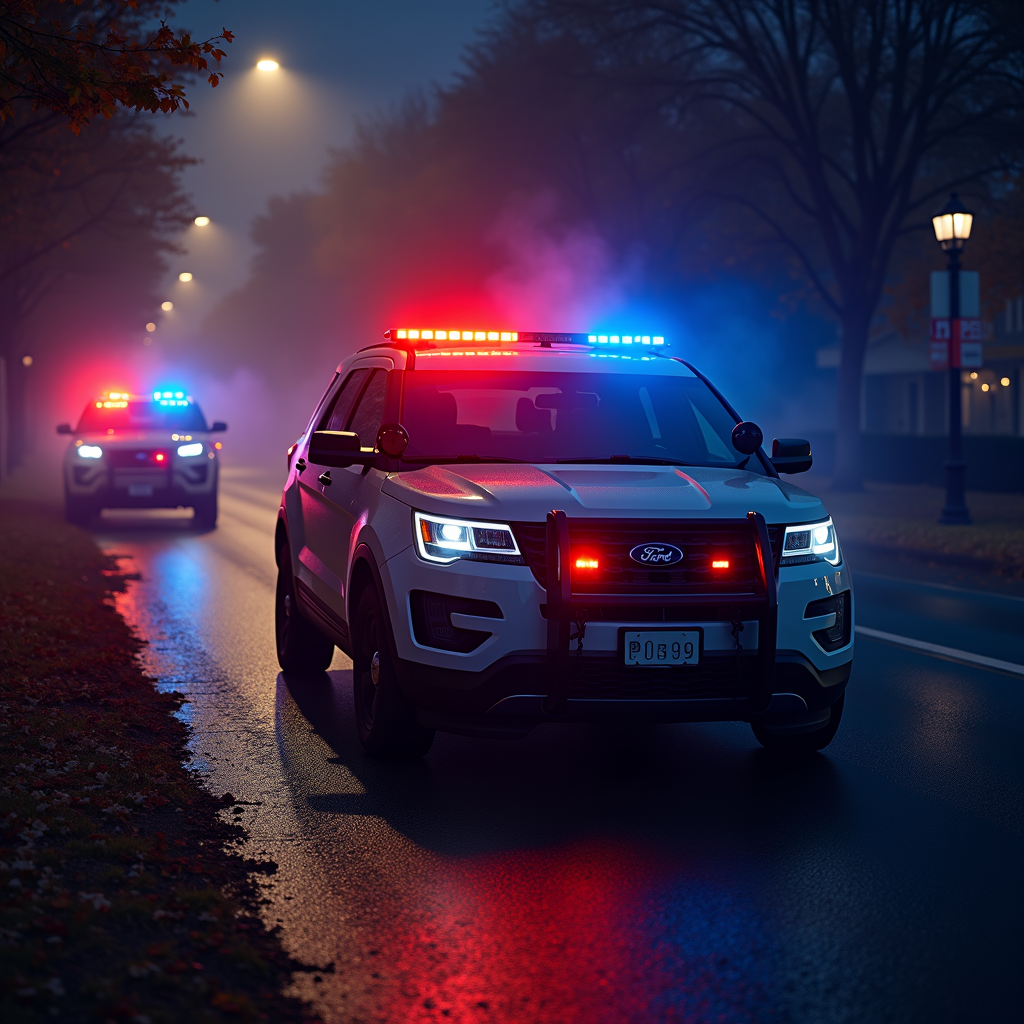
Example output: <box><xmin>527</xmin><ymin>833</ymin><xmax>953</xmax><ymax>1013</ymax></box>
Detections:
<box><xmin>0</xmin><ymin>498</ymin><xmax>322</xmax><ymax>1023</ymax></box>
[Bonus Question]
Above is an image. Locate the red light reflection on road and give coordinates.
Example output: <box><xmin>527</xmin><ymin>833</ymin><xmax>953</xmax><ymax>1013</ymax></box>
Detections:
<box><xmin>364</xmin><ymin>839</ymin><xmax>772</xmax><ymax>1023</ymax></box>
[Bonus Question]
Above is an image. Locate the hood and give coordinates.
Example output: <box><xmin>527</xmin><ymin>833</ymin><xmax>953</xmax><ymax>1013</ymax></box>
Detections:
<box><xmin>382</xmin><ymin>463</ymin><xmax>827</xmax><ymax>524</ymax></box>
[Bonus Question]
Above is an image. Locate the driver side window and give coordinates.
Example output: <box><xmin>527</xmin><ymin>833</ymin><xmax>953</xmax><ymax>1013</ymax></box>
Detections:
<box><xmin>319</xmin><ymin>369</ymin><xmax>369</xmax><ymax>432</ymax></box>
<box><xmin>347</xmin><ymin>370</ymin><xmax>388</xmax><ymax>446</ymax></box>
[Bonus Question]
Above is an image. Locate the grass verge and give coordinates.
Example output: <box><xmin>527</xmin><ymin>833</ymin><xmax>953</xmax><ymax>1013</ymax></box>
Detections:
<box><xmin>0</xmin><ymin>499</ymin><xmax>321</xmax><ymax>1023</ymax></box>
<box><xmin>803</xmin><ymin>481</ymin><xmax>1024</xmax><ymax>577</ymax></box>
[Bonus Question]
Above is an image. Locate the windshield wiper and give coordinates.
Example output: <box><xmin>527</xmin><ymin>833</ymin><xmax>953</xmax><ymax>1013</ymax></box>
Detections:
<box><xmin>554</xmin><ymin>455</ymin><xmax>694</xmax><ymax>467</ymax></box>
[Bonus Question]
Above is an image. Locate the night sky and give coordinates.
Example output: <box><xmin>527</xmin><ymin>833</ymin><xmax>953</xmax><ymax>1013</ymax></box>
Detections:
<box><xmin>164</xmin><ymin>1</ymin><xmax>497</xmax><ymax>337</ymax></box>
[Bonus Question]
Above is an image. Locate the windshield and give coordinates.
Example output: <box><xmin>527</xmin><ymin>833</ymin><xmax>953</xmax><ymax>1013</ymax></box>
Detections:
<box><xmin>77</xmin><ymin>400</ymin><xmax>208</xmax><ymax>433</ymax></box>
<box><xmin>399</xmin><ymin>370</ymin><xmax>763</xmax><ymax>471</ymax></box>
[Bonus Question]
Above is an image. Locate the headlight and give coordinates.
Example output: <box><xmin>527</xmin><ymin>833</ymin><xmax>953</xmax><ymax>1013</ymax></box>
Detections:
<box><xmin>77</xmin><ymin>445</ymin><xmax>103</xmax><ymax>459</ymax></box>
<box><xmin>414</xmin><ymin>512</ymin><xmax>524</xmax><ymax>565</ymax></box>
<box><xmin>781</xmin><ymin>517</ymin><xmax>841</xmax><ymax>566</ymax></box>
<box><xmin>176</xmin><ymin>442</ymin><xmax>203</xmax><ymax>457</ymax></box>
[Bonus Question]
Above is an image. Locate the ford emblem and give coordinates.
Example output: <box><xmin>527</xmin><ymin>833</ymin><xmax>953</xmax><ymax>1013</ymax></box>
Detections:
<box><xmin>629</xmin><ymin>542</ymin><xmax>684</xmax><ymax>566</ymax></box>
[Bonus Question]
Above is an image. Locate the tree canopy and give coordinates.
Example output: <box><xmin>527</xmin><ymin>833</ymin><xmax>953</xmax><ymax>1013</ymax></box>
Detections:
<box><xmin>0</xmin><ymin>0</ymin><xmax>232</xmax><ymax>131</ymax></box>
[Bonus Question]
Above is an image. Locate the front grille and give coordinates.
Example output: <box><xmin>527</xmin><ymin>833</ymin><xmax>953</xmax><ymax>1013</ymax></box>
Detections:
<box><xmin>567</xmin><ymin>653</ymin><xmax>758</xmax><ymax>700</ymax></box>
<box><xmin>109</xmin><ymin>449</ymin><xmax>170</xmax><ymax>468</ymax></box>
<box><xmin>512</xmin><ymin>519</ymin><xmax>766</xmax><ymax>595</ymax></box>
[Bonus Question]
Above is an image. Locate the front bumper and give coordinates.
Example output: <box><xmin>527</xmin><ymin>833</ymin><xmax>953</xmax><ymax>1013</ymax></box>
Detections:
<box><xmin>382</xmin><ymin>512</ymin><xmax>853</xmax><ymax>736</ymax></box>
<box><xmin>64</xmin><ymin>458</ymin><xmax>217</xmax><ymax>507</ymax></box>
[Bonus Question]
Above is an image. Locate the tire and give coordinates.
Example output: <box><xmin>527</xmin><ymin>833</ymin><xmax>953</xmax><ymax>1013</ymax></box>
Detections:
<box><xmin>352</xmin><ymin>583</ymin><xmax>434</xmax><ymax>759</ymax></box>
<box><xmin>193</xmin><ymin>492</ymin><xmax>218</xmax><ymax>529</ymax></box>
<box><xmin>64</xmin><ymin>493</ymin><xmax>93</xmax><ymax>527</ymax></box>
<box><xmin>275</xmin><ymin>551</ymin><xmax>335</xmax><ymax>674</ymax></box>
<box><xmin>751</xmin><ymin>693</ymin><xmax>845</xmax><ymax>753</ymax></box>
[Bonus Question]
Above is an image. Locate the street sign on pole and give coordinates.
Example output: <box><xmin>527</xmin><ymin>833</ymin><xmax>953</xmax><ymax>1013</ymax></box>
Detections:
<box><xmin>930</xmin><ymin>271</ymin><xmax>982</xmax><ymax>370</ymax></box>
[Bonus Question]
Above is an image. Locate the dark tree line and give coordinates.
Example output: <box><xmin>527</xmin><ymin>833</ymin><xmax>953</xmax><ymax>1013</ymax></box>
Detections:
<box><xmin>0</xmin><ymin>0</ymin><xmax>231</xmax><ymax>471</ymax></box>
<box><xmin>208</xmin><ymin>0</ymin><xmax>1023</xmax><ymax>486</ymax></box>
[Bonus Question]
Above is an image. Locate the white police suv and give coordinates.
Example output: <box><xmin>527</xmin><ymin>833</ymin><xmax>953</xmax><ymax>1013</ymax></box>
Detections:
<box><xmin>58</xmin><ymin>391</ymin><xmax>226</xmax><ymax>527</ymax></box>
<box><xmin>275</xmin><ymin>330</ymin><xmax>852</xmax><ymax>758</ymax></box>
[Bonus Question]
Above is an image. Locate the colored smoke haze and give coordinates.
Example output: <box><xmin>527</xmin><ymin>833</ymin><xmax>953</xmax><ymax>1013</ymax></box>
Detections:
<box><xmin>486</xmin><ymin>193</ymin><xmax>642</xmax><ymax>331</ymax></box>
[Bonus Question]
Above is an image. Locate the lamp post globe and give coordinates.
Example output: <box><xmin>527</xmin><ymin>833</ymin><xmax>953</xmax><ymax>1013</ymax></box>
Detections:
<box><xmin>933</xmin><ymin>193</ymin><xmax>974</xmax><ymax>525</ymax></box>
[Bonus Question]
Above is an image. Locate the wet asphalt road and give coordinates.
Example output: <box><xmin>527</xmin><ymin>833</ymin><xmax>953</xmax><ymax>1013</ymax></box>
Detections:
<box><xmin>93</xmin><ymin>467</ymin><xmax>1023</xmax><ymax>1024</ymax></box>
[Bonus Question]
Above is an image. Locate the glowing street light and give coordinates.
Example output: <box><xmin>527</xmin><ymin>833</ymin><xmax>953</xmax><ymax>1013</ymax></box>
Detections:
<box><xmin>145</xmin><ymin>322</ymin><xmax>156</xmax><ymax>332</ymax></box>
<box><xmin>194</xmin><ymin>216</ymin><xmax>211</xmax><ymax>227</ymax></box>
<box><xmin>931</xmin><ymin>193</ymin><xmax>975</xmax><ymax>525</ymax></box>
<box><xmin>178</xmin><ymin>272</ymin><xmax>193</xmax><ymax>283</ymax></box>
<box><xmin>161</xmin><ymin>301</ymin><xmax>173</xmax><ymax>311</ymax></box>
<box><xmin>257</xmin><ymin>59</ymin><xmax>279</xmax><ymax>72</ymax></box>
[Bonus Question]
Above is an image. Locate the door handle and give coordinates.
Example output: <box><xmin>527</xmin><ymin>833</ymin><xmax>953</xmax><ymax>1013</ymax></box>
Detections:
<box><xmin>318</xmin><ymin>471</ymin><xmax>332</xmax><ymax>486</ymax></box>
<box><xmin>295</xmin><ymin>458</ymin><xmax>306</xmax><ymax>472</ymax></box>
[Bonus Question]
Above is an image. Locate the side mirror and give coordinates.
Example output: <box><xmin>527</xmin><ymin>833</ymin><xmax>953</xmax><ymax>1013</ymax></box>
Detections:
<box><xmin>308</xmin><ymin>430</ymin><xmax>376</xmax><ymax>468</ymax></box>
<box><xmin>210</xmin><ymin>421</ymin><xmax>228</xmax><ymax>433</ymax></box>
<box><xmin>771</xmin><ymin>437</ymin><xmax>813</xmax><ymax>474</ymax></box>
<box><xmin>377</xmin><ymin>422</ymin><xmax>409</xmax><ymax>458</ymax></box>
<box><xmin>57</xmin><ymin>423</ymin><xmax>72</xmax><ymax>435</ymax></box>
<box><xmin>731</xmin><ymin>421</ymin><xmax>763</xmax><ymax>455</ymax></box>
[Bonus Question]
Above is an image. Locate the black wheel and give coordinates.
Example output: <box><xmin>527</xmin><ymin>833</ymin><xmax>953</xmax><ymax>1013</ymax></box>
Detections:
<box><xmin>352</xmin><ymin>584</ymin><xmax>434</xmax><ymax>759</ymax></box>
<box><xmin>275</xmin><ymin>551</ymin><xmax>335</xmax><ymax>673</ymax></box>
<box><xmin>193</xmin><ymin>492</ymin><xmax>218</xmax><ymax>529</ymax></box>
<box><xmin>64</xmin><ymin>492</ymin><xmax>93</xmax><ymax>527</ymax></box>
<box><xmin>752</xmin><ymin>693</ymin><xmax>845</xmax><ymax>753</ymax></box>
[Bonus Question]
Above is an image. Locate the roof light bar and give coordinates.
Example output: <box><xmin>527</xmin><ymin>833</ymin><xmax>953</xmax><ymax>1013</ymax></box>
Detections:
<box><xmin>384</xmin><ymin>329</ymin><xmax>666</xmax><ymax>347</ymax></box>
<box><xmin>587</xmin><ymin>334</ymin><xmax>665</xmax><ymax>346</ymax></box>
<box><xmin>386</xmin><ymin>328</ymin><xmax>520</xmax><ymax>343</ymax></box>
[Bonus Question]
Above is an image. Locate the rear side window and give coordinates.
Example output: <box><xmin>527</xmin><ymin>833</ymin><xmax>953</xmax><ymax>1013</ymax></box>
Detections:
<box><xmin>319</xmin><ymin>369</ymin><xmax>369</xmax><ymax>432</ymax></box>
<box><xmin>347</xmin><ymin>370</ymin><xmax>387</xmax><ymax>446</ymax></box>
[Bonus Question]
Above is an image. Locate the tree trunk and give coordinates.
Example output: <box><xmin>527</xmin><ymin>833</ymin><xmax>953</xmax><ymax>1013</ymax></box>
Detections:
<box><xmin>832</xmin><ymin>306</ymin><xmax>871</xmax><ymax>491</ymax></box>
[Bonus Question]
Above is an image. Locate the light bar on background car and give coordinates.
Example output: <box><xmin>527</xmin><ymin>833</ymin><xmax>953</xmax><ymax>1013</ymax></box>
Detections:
<box><xmin>153</xmin><ymin>390</ymin><xmax>192</xmax><ymax>407</ymax></box>
<box><xmin>384</xmin><ymin>329</ymin><xmax>666</xmax><ymax>347</ymax></box>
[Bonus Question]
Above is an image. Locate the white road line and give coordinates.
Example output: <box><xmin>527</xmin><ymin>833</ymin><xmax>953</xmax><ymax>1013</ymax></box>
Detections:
<box><xmin>855</xmin><ymin>625</ymin><xmax>1024</xmax><ymax>676</ymax></box>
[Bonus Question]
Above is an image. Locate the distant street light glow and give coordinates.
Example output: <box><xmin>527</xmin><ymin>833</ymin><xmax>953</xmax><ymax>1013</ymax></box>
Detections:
<box><xmin>178</xmin><ymin>272</ymin><xmax>193</xmax><ymax>282</ymax></box>
<box><xmin>161</xmin><ymin>301</ymin><xmax>173</xmax><ymax>311</ymax></box>
<box><xmin>22</xmin><ymin>355</ymin><xmax>33</xmax><ymax>367</ymax></box>
<box><xmin>146</xmin><ymin>323</ymin><xmax>156</xmax><ymax>332</ymax></box>
<box><xmin>194</xmin><ymin>216</ymin><xmax>210</xmax><ymax>227</ymax></box>
<box><xmin>257</xmin><ymin>59</ymin><xmax>279</xmax><ymax>71</ymax></box>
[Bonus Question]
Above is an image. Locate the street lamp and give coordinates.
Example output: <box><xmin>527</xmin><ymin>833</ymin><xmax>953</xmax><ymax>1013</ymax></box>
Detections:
<box><xmin>931</xmin><ymin>193</ymin><xmax>974</xmax><ymax>525</ymax></box>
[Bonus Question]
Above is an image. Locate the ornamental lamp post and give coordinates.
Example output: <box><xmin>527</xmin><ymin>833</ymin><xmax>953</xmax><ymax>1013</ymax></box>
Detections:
<box><xmin>931</xmin><ymin>193</ymin><xmax>974</xmax><ymax>525</ymax></box>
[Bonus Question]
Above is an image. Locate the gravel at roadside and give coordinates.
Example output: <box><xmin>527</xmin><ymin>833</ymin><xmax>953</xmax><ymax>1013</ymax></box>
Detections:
<box><xmin>0</xmin><ymin>500</ymin><xmax>323</xmax><ymax>1023</ymax></box>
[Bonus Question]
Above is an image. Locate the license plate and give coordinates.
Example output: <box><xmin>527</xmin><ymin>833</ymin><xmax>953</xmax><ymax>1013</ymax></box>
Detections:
<box><xmin>624</xmin><ymin>630</ymin><xmax>700</xmax><ymax>667</ymax></box>
<box><xmin>128</xmin><ymin>484</ymin><xmax>153</xmax><ymax>497</ymax></box>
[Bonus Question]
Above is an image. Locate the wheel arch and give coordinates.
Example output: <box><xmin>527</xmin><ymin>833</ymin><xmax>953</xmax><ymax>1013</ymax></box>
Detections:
<box><xmin>348</xmin><ymin>544</ymin><xmax>405</xmax><ymax>679</ymax></box>
<box><xmin>274</xmin><ymin>511</ymin><xmax>289</xmax><ymax>567</ymax></box>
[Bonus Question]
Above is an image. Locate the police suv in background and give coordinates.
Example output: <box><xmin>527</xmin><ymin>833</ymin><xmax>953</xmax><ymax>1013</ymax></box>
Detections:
<box><xmin>58</xmin><ymin>391</ymin><xmax>226</xmax><ymax>527</ymax></box>
<box><xmin>275</xmin><ymin>330</ymin><xmax>852</xmax><ymax>758</ymax></box>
